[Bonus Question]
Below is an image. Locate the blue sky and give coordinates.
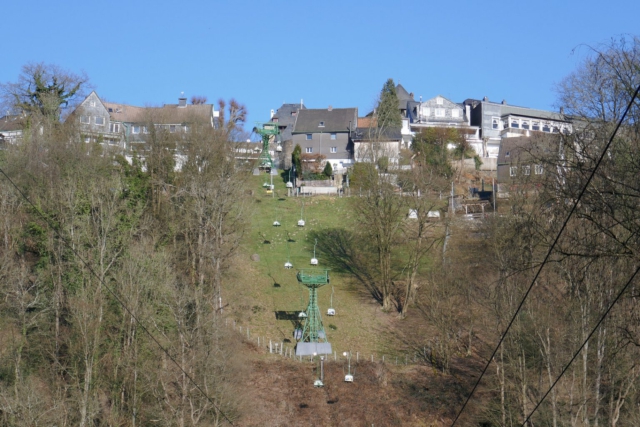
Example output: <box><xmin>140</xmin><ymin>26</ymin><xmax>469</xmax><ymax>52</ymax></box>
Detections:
<box><xmin>2</xmin><ymin>0</ymin><xmax>638</xmax><ymax>140</ymax></box>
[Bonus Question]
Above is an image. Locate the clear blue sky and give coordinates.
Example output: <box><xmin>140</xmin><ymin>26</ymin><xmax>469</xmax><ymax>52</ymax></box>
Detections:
<box><xmin>2</xmin><ymin>0</ymin><xmax>638</xmax><ymax>140</ymax></box>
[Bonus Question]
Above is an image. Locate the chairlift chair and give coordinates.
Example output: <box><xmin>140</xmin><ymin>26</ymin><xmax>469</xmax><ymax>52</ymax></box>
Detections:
<box><xmin>276</xmin><ymin>144</ymin><xmax>282</xmax><ymax>152</ymax></box>
<box><xmin>286</xmin><ymin>181</ymin><xmax>293</xmax><ymax>188</ymax></box>
<box><xmin>327</xmin><ymin>286</ymin><xmax>336</xmax><ymax>316</ymax></box>
<box><xmin>298</xmin><ymin>203</ymin><xmax>306</xmax><ymax>227</ymax></box>
<box><xmin>344</xmin><ymin>374</ymin><xmax>354</xmax><ymax>382</ymax></box>
<box><xmin>310</xmin><ymin>238</ymin><xmax>318</xmax><ymax>265</ymax></box>
<box><xmin>298</xmin><ymin>311</ymin><xmax>307</xmax><ymax>318</ymax></box>
<box><xmin>273</xmin><ymin>220</ymin><xmax>281</xmax><ymax>226</ymax></box>
<box><xmin>284</xmin><ymin>261</ymin><xmax>293</xmax><ymax>269</ymax></box>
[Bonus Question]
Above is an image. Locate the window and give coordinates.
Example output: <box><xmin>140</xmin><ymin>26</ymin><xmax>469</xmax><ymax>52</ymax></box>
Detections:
<box><xmin>109</xmin><ymin>123</ymin><xmax>120</xmax><ymax>133</ymax></box>
<box><xmin>330</xmin><ymin>133</ymin><xmax>336</xmax><ymax>140</ymax></box>
<box><xmin>532</xmin><ymin>121</ymin><xmax>540</xmax><ymax>131</ymax></box>
<box><xmin>436</xmin><ymin>97</ymin><xmax>443</xmax><ymax>105</ymax></box>
<box><xmin>510</xmin><ymin>166</ymin><xmax>517</xmax><ymax>177</ymax></box>
<box><xmin>143</xmin><ymin>126</ymin><xmax>149</xmax><ymax>134</ymax></box>
<box><xmin>306</xmin><ymin>147</ymin><xmax>313</xmax><ymax>153</ymax></box>
<box><xmin>451</xmin><ymin>109</ymin><xmax>459</xmax><ymax>118</ymax></box>
<box><xmin>80</xmin><ymin>116</ymin><xmax>90</xmax><ymax>124</ymax></box>
<box><xmin>505</xmin><ymin>151</ymin><xmax>510</xmax><ymax>157</ymax></box>
<box><xmin>422</xmin><ymin>107</ymin><xmax>430</xmax><ymax>117</ymax></box>
<box><xmin>291</xmin><ymin>111</ymin><xmax>297</xmax><ymax>117</ymax></box>
<box><xmin>183</xmin><ymin>125</ymin><xmax>189</xmax><ymax>132</ymax></box>
<box><xmin>522</xmin><ymin>121</ymin><xmax>530</xmax><ymax>130</ymax></box>
<box><xmin>306</xmin><ymin>134</ymin><xmax>312</xmax><ymax>140</ymax></box>
<box><xmin>523</xmin><ymin>165</ymin><xmax>531</xmax><ymax>175</ymax></box>
<box><xmin>435</xmin><ymin>108</ymin><xmax>445</xmax><ymax>117</ymax></box>
<box><xmin>170</xmin><ymin>125</ymin><xmax>176</xmax><ymax>133</ymax></box>
<box><xmin>90</xmin><ymin>101</ymin><xmax>96</xmax><ymax>107</ymax></box>
<box><xmin>492</xmin><ymin>119</ymin><xmax>499</xmax><ymax>129</ymax></box>
<box><xmin>95</xmin><ymin>116</ymin><xmax>104</xmax><ymax>126</ymax></box>
<box><xmin>84</xmin><ymin>136</ymin><xmax>91</xmax><ymax>143</ymax></box>
<box><xmin>318</xmin><ymin>121</ymin><xmax>325</xmax><ymax>127</ymax></box>
<box><xmin>542</xmin><ymin>124</ymin><xmax>551</xmax><ymax>132</ymax></box>
<box><xmin>511</xmin><ymin>120</ymin><xmax>519</xmax><ymax>128</ymax></box>
<box><xmin>535</xmin><ymin>164</ymin><xmax>544</xmax><ymax>175</ymax></box>
<box><xmin>330</xmin><ymin>147</ymin><xmax>337</xmax><ymax>153</ymax></box>
<box><xmin>132</xmin><ymin>126</ymin><xmax>140</xmax><ymax>134</ymax></box>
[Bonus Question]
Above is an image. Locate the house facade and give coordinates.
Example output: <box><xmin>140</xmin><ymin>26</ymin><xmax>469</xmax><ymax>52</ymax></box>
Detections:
<box><xmin>496</xmin><ymin>134</ymin><xmax>560</xmax><ymax>198</ymax></box>
<box><xmin>72</xmin><ymin>92</ymin><xmax>218</xmax><ymax>151</ymax></box>
<box><xmin>0</xmin><ymin>114</ymin><xmax>25</xmax><ymax>146</ymax></box>
<box><xmin>465</xmin><ymin>97</ymin><xmax>571</xmax><ymax>158</ymax></box>
<box><xmin>410</xmin><ymin>95</ymin><xmax>482</xmax><ymax>154</ymax></box>
<box><xmin>351</xmin><ymin>127</ymin><xmax>403</xmax><ymax>165</ymax></box>
<box><xmin>291</xmin><ymin>107</ymin><xmax>357</xmax><ymax>172</ymax></box>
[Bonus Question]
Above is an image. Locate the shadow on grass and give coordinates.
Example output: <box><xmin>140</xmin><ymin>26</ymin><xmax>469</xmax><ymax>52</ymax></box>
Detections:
<box><xmin>307</xmin><ymin>228</ymin><xmax>382</xmax><ymax>304</ymax></box>
<box><xmin>274</xmin><ymin>310</ymin><xmax>304</xmax><ymax>329</ymax></box>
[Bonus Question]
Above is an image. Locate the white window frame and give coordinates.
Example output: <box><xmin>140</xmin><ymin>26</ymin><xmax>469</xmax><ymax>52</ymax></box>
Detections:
<box><xmin>509</xmin><ymin>166</ymin><xmax>517</xmax><ymax>177</ymax></box>
<box><xmin>109</xmin><ymin>123</ymin><xmax>120</xmax><ymax>133</ymax></box>
<box><xmin>435</xmin><ymin>108</ymin><xmax>445</xmax><ymax>117</ymax></box>
<box><xmin>132</xmin><ymin>126</ymin><xmax>140</xmax><ymax>134</ymax></box>
<box><xmin>80</xmin><ymin>116</ymin><xmax>90</xmax><ymax>124</ymax></box>
<box><xmin>451</xmin><ymin>109</ymin><xmax>459</xmax><ymax>118</ymax></box>
<box><xmin>318</xmin><ymin>121</ymin><xmax>325</xmax><ymax>127</ymax></box>
<box><xmin>94</xmin><ymin>116</ymin><xmax>105</xmax><ymax>126</ymax></box>
<box><xmin>305</xmin><ymin>147</ymin><xmax>313</xmax><ymax>153</ymax></box>
<box><xmin>436</xmin><ymin>97</ymin><xmax>443</xmax><ymax>105</ymax></box>
<box><xmin>306</xmin><ymin>134</ymin><xmax>312</xmax><ymax>140</ymax></box>
<box><xmin>535</xmin><ymin>164</ymin><xmax>544</xmax><ymax>175</ymax></box>
<box><xmin>89</xmin><ymin>101</ymin><xmax>96</xmax><ymax>107</ymax></box>
<box><xmin>522</xmin><ymin>120</ymin><xmax>530</xmax><ymax>130</ymax></box>
<box><xmin>170</xmin><ymin>125</ymin><xmax>176</xmax><ymax>133</ymax></box>
<box><xmin>330</xmin><ymin>147</ymin><xmax>337</xmax><ymax>153</ymax></box>
<box><xmin>330</xmin><ymin>133</ymin><xmax>336</xmax><ymax>140</ymax></box>
<box><xmin>523</xmin><ymin>165</ymin><xmax>531</xmax><ymax>175</ymax></box>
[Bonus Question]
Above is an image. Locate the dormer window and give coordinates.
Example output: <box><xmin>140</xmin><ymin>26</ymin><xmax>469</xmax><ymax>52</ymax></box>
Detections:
<box><xmin>319</xmin><ymin>121</ymin><xmax>325</xmax><ymax>127</ymax></box>
<box><xmin>436</xmin><ymin>97</ymin><xmax>443</xmax><ymax>105</ymax></box>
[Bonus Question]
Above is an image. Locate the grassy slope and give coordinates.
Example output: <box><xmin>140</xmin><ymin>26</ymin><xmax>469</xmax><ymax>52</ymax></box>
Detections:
<box><xmin>227</xmin><ymin>174</ymin><xmax>388</xmax><ymax>358</ymax></box>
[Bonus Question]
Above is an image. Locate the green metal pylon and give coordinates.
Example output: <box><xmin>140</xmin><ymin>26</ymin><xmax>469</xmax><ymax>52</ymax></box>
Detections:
<box><xmin>296</xmin><ymin>269</ymin><xmax>330</xmax><ymax>343</ymax></box>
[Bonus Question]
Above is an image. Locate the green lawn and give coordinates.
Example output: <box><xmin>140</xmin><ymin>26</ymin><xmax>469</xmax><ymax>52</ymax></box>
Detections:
<box><xmin>231</xmin><ymin>172</ymin><xmax>388</xmax><ymax>357</ymax></box>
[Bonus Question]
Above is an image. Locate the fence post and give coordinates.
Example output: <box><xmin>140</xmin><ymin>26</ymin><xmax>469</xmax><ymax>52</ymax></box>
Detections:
<box><xmin>356</xmin><ymin>352</ymin><xmax>359</xmax><ymax>362</ymax></box>
<box><xmin>269</xmin><ymin>340</ymin><xmax>272</xmax><ymax>354</ymax></box>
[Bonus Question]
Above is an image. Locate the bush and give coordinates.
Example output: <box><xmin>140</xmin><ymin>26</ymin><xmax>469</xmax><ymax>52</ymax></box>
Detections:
<box><xmin>323</xmin><ymin>161</ymin><xmax>333</xmax><ymax>177</ymax></box>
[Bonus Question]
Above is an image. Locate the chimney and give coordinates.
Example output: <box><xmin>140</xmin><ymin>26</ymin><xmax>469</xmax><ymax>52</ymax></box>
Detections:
<box><xmin>270</xmin><ymin>109</ymin><xmax>275</xmax><ymax>119</ymax></box>
<box><xmin>328</xmin><ymin>105</ymin><xmax>333</xmax><ymax>111</ymax></box>
<box><xmin>178</xmin><ymin>92</ymin><xmax>187</xmax><ymax>107</ymax></box>
<box><xmin>560</xmin><ymin>106</ymin><xmax>565</xmax><ymax>115</ymax></box>
<box><xmin>502</xmin><ymin>100</ymin><xmax>507</xmax><ymax>105</ymax></box>
<box><xmin>483</xmin><ymin>96</ymin><xmax>489</xmax><ymax>102</ymax></box>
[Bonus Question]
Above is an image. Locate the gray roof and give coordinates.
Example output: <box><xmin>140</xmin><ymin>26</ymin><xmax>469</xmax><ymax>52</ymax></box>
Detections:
<box><xmin>104</xmin><ymin>101</ymin><xmax>214</xmax><ymax>124</ymax></box>
<box><xmin>272</xmin><ymin>103</ymin><xmax>305</xmax><ymax>141</ymax></box>
<box><xmin>497</xmin><ymin>134</ymin><xmax>560</xmax><ymax>164</ymax></box>
<box><xmin>396</xmin><ymin>84</ymin><xmax>415</xmax><ymax>110</ymax></box>
<box><xmin>0</xmin><ymin>115</ymin><xmax>25</xmax><ymax>132</ymax></box>
<box><xmin>292</xmin><ymin>108</ymin><xmax>357</xmax><ymax>133</ymax></box>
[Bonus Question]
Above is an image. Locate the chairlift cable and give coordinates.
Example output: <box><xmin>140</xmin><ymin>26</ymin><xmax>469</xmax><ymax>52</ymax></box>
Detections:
<box><xmin>449</xmin><ymin>83</ymin><xmax>640</xmax><ymax>427</ymax></box>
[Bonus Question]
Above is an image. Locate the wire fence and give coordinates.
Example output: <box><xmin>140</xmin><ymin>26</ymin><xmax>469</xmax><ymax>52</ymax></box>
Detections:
<box><xmin>224</xmin><ymin>318</ymin><xmax>437</xmax><ymax>367</ymax></box>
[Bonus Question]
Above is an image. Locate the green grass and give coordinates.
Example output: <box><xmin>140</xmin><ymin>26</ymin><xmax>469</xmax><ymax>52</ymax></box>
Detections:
<box><xmin>233</xmin><ymin>173</ymin><xmax>388</xmax><ymax>356</ymax></box>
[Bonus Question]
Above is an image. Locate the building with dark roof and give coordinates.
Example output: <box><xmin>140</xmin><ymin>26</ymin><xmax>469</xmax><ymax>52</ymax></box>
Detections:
<box><xmin>464</xmin><ymin>97</ymin><xmax>571</xmax><ymax>158</ymax></box>
<box><xmin>71</xmin><ymin>91</ymin><xmax>218</xmax><ymax>151</ymax></box>
<box><xmin>291</xmin><ymin>106</ymin><xmax>358</xmax><ymax>172</ymax></box>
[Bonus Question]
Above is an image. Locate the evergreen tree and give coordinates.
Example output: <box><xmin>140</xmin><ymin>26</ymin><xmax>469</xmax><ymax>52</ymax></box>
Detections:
<box><xmin>376</xmin><ymin>78</ymin><xmax>402</xmax><ymax>129</ymax></box>
<box><xmin>322</xmin><ymin>161</ymin><xmax>333</xmax><ymax>177</ymax></box>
